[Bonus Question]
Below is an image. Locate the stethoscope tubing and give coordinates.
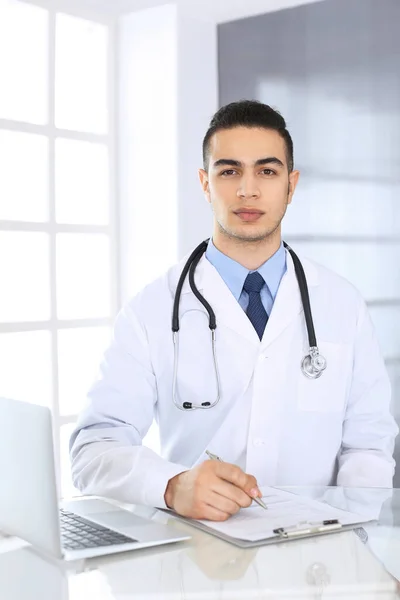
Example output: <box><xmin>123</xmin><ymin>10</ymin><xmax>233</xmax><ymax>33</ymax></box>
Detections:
<box><xmin>283</xmin><ymin>241</ymin><xmax>317</xmax><ymax>348</ymax></box>
<box><xmin>171</xmin><ymin>239</ymin><xmax>326</xmax><ymax>410</ymax></box>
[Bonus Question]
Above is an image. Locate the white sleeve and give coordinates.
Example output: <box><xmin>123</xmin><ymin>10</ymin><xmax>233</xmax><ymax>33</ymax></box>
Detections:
<box><xmin>337</xmin><ymin>300</ymin><xmax>398</xmax><ymax>488</ymax></box>
<box><xmin>69</xmin><ymin>302</ymin><xmax>187</xmax><ymax>508</ymax></box>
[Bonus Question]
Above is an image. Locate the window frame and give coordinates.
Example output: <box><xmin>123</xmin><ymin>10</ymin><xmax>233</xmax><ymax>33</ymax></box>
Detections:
<box><xmin>0</xmin><ymin>0</ymin><xmax>119</xmax><ymax>496</ymax></box>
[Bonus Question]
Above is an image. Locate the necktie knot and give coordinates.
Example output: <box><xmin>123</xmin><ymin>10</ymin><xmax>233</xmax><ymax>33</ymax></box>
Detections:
<box><xmin>243</xmin><ymin>271</ymin><xmax>265</xmax><ymax>294</ymax></box>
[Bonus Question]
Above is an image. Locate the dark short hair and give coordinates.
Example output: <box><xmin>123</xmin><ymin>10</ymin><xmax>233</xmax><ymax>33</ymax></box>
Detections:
<box><xmin>202</xmin><ymin>100</ymin><xmax>294</xmax><ymax>172</ymax></box>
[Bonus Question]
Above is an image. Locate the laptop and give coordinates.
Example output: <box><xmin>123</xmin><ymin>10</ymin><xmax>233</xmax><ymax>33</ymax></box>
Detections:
<box><xmin>0</xmin><ymin>397</ymin><xmax>190</xmax><ymax>560</ymax></box>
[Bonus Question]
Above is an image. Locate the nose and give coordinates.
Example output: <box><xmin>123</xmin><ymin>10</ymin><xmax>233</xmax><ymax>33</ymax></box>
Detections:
<box><xmin>237</xmin><ymin>174</ymin><xmax>260</xmax><ymax>199</ymax></box>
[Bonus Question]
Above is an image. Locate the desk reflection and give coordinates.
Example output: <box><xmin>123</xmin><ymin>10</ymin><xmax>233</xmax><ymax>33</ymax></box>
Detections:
<box><xmin>1</xmin><ymin>487</ymin><xmax>399</xmax><ymax>600</ymax></box>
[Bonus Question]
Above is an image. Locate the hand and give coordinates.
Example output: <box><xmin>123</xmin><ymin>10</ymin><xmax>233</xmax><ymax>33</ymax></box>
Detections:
<box><xmin>164</xmin><ymin>460</ymin><xmax>262</xmax><ymax>521</ymax></box>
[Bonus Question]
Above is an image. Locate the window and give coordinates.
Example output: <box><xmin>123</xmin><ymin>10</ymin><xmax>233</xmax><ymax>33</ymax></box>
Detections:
<box><xmin>0</xmin><ymin>0</ymin><xmax>117</xmax><ymax>498</ymax></box>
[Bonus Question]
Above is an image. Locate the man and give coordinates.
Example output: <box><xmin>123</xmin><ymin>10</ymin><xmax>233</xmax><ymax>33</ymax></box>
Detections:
<box><xmin>70</xmin><ymin>100</ymin><xmax>398</xmax><ymax>522</ymax></box>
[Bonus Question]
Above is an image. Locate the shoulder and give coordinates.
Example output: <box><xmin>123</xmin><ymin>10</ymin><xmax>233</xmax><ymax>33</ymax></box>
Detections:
<box><xmin>121</xmin><ymin>256</ymin><xmax>190</xmax><ymax>320</ymax></box>
<box><xmin>301</xmin><ymin>253</ymin><xmax>364</xmax><ymax>308</ymax></box>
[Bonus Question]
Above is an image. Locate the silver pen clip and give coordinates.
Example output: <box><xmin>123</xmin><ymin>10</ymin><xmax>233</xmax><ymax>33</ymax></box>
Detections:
<box><xmin>205</xmin><ymin>449</ymin><xmax>222</xmax><ymax>461</ymax></box>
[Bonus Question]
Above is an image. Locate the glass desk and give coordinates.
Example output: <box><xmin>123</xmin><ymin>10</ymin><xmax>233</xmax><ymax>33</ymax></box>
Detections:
<box><xmin>1</xmin><ymin>487</ymin><xmax>399</xmax><ymax>599</ymax></box>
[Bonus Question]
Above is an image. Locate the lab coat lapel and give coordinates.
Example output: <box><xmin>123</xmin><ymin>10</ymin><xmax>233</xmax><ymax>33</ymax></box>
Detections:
<box><xmin>261</xmin><ymin>251</ymin><xmax>319</xmax><ymax>350</ymax></box>
<box><xmin>171</xmin><ymin>253</ymin><xmax>258</xmax><ymax>344</ymax></box>
<box><xmin>172</xmin><ymin>249</ymin><xmax>318</xmax><ymax>349</ymax></box>
<box><xmin>199</xmin><ymin>257</ymin><xmax>261</xmax><ymax>345</ymax></box>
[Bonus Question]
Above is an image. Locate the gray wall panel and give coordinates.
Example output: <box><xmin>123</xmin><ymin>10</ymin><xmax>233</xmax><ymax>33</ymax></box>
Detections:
<box><xmin>219</xmin><ymin>0</ymin><xmax>400</xmax><ymax>486</ymax></box>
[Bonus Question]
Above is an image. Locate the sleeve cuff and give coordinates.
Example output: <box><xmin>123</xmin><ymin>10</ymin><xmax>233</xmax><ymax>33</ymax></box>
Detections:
<box><xmin>142</xmin><ymin>460</ymin><xmax>188</xmax><ymax>508</ymax></box>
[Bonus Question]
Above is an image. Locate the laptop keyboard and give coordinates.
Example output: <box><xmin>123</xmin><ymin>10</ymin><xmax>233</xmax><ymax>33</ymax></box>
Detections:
<box><xmin>60</xmin><ymin>508</ymin><xmax>138</xmax><ymax>551</ymax></box>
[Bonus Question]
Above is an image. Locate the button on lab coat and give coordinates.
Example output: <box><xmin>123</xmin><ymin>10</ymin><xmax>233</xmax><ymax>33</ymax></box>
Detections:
<box><xmin>70</xmin><ymin>251</ymin><xmax>398</xmax><ymax>508</ymax></box>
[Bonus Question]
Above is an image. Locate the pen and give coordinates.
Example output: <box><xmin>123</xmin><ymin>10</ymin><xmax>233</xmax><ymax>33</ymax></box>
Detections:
<box><xmin>205</xmin><ymin>449</ymin><xmax>268</xmax><ymax>510</ymax></box>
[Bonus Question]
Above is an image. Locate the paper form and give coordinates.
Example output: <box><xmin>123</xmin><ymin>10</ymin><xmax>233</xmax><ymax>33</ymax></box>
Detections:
<box><xmin>196</xmin><ymin>487</ymin><xmax>374</xmax><ymax>542</ymax></box>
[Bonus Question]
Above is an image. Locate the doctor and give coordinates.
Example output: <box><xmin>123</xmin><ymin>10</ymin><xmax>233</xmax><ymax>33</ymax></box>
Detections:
<box><xmin>70</xmin><ymin>100</ymin><xmax>398</xmax><ymax>521</ymax></box>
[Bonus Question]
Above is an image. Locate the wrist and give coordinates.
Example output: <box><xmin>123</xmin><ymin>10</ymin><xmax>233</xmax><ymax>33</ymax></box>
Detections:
<box><xmin>164</xmin><ymin>473</ymin><xmax>181</xmax><ymax>509</ymax></box>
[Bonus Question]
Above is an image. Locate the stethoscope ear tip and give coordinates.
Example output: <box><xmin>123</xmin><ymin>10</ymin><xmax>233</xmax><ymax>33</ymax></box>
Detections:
<box><xmin>182</xmin><ymin>401</ymin><xmax>212</xmax><ymax>410</ymax></box>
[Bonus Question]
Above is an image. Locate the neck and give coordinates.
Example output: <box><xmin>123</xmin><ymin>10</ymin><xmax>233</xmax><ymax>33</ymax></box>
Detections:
<box><xmin>212</xmin><ymin>226</ymin><xmax>282</xmax><ymax>270</ymax></box>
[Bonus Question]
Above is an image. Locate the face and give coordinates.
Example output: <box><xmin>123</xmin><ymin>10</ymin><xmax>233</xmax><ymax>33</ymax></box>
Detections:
<box><xmin>199</xmin><ymin>127</ymin><xmax>300</xmax><ymax>243</ymax></box>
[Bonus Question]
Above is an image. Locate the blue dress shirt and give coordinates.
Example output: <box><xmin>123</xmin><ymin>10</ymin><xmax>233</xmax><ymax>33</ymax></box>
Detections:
<box><xmin>205</xmin><ymin>239</ymin><xmax>287</xmax><ymax>317</ymax></box>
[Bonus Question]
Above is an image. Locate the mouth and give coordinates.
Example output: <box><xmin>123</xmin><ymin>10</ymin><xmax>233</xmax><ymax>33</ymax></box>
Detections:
<box><xmin>234</xmin><ymin>209</ymin><xmax>264</xmax><ymax>222</ymax></box>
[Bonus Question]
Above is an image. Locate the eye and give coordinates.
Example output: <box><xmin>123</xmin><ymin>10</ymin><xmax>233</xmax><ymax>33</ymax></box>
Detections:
<box><xmin>220</xmin><ymin>169</ymin><xmax>237</xmax><ymax>176</ymax></box>
<box><xmin>261</xmin><ymin>168</ymin><xmax>276</xmax><ymax>176</ymax></box>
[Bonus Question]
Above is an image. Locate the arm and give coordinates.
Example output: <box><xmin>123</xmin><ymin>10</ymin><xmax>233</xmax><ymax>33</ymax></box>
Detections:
<box><xmin>337</xmin><ymin>300</ymin><xmax>398</xmax><ymax>487</ymax></box>
<box><xmin>69</xmin><ymin>300</ymin><xmax>263</xmax><ymax>518</ymax></box>
<box><xmin>69</xmin><ymin>302</ymin><xmax>187</xmax><ymax>508</ymax></box>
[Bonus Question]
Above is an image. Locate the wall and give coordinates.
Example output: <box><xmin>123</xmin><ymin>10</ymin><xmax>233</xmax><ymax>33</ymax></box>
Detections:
<box><xmin>118</xmin><ymin>4</ymin><xmax>178</xmax><ymax>303</ymax></box>
<box><xmin>219</xmin><ymin>0</ymin><xmax>400</xmax><ymax>485</ymax></box>
<box><xmin>118</xmin><ymin>3</ymin><xmax>217</xmax><ymax>301</ymax></box>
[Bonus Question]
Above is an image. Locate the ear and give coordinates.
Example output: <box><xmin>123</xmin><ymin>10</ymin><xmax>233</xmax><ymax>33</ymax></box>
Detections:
<box><xmin>199</xmin><ymin>169</ymin><xmax>211</xmax><ymax>203</ymax></box>
<box><xmin>287</xmin><ymin>170</ymin><xmax>300</xmax><ymax>205</ymax></box>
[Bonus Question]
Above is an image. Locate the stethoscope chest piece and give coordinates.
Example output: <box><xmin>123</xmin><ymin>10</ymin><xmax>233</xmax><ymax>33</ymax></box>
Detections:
<box><xmin>301</xmin><ymin>347</ymin><xmax>327</xmax><ymax>379</ymax></box>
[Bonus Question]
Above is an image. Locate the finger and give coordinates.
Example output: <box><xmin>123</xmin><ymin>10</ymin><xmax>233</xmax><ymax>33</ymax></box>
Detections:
<box><xmin>201</xmin><ymin>503</ymin><xmax>232</xmax><ymax>522</ymax></box>
<box><xmin>215</xmin><ymin>463</ymin><xmax>261</xmax><ymax>496</ymax></box>
<box><xmin>206</xmin><ymin>490</ymin><xmax>241</xmax><ymax>516</ymax></box>
<box><xmin>211</xmin><ymin>479</ymin><xmax>253</xmax><ymax>508</ymax></box>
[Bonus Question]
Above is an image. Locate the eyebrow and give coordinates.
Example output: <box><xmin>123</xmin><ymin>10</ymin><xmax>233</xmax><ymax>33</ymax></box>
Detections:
<box><xmin>213</xmin><ymin>157</ymin><xmax>285</xmax><ymax>169</ymax></box>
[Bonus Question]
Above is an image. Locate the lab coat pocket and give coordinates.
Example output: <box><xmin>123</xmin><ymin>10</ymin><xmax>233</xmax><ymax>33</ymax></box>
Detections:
<box><xmin>297</xmin><ymin>341</ymin><xmax>352</xmax><ymax>413</ymax></box>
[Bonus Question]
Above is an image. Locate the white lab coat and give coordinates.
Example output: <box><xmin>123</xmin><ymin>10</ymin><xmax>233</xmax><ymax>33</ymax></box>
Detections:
<box><xmin>70</xmin><ymin>250</ymin><xmax>398</xmax><ymax>508</ymax></box>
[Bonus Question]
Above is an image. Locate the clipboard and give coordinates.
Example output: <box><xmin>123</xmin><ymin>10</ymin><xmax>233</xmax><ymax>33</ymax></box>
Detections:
<box><xmin>161</xmin><ymin>486</ymin><xmax>377</xmax><ymax>548</ymax></box>
<box><xmin>164</xmin><ymin>512</ymin><xmax>369</xmax><ymax>548</ymax></box>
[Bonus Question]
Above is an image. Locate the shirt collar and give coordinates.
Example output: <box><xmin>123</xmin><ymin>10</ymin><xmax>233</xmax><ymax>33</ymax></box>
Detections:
<box><xmin>257</xmin><ymin>241</ymin><xmax>287</xmax><ymax>300</ymax></box>
<box><xmin>205</xmin><ymin>238</ymin><xmax>287</xmax><ymax>301</ymax></box>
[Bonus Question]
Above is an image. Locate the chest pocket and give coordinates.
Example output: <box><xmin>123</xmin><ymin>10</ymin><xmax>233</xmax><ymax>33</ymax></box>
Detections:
<box><xmin>297</xmin><ymin>341</ymin><xmax>352</xmax><ymax>413</ymax></box>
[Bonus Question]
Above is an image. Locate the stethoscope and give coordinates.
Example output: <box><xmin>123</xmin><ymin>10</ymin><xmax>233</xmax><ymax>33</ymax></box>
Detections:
<box><xmin>172</xmin><ymin>239</ymin><xmax>327</xmax><ymax>411</ymax></box>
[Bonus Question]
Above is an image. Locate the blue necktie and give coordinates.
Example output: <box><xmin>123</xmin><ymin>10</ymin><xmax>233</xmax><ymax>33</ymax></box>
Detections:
<box><xmin>243</xmin><ymin>272</ymin><xmax>268</xmax><ymax>340</ymax></box>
